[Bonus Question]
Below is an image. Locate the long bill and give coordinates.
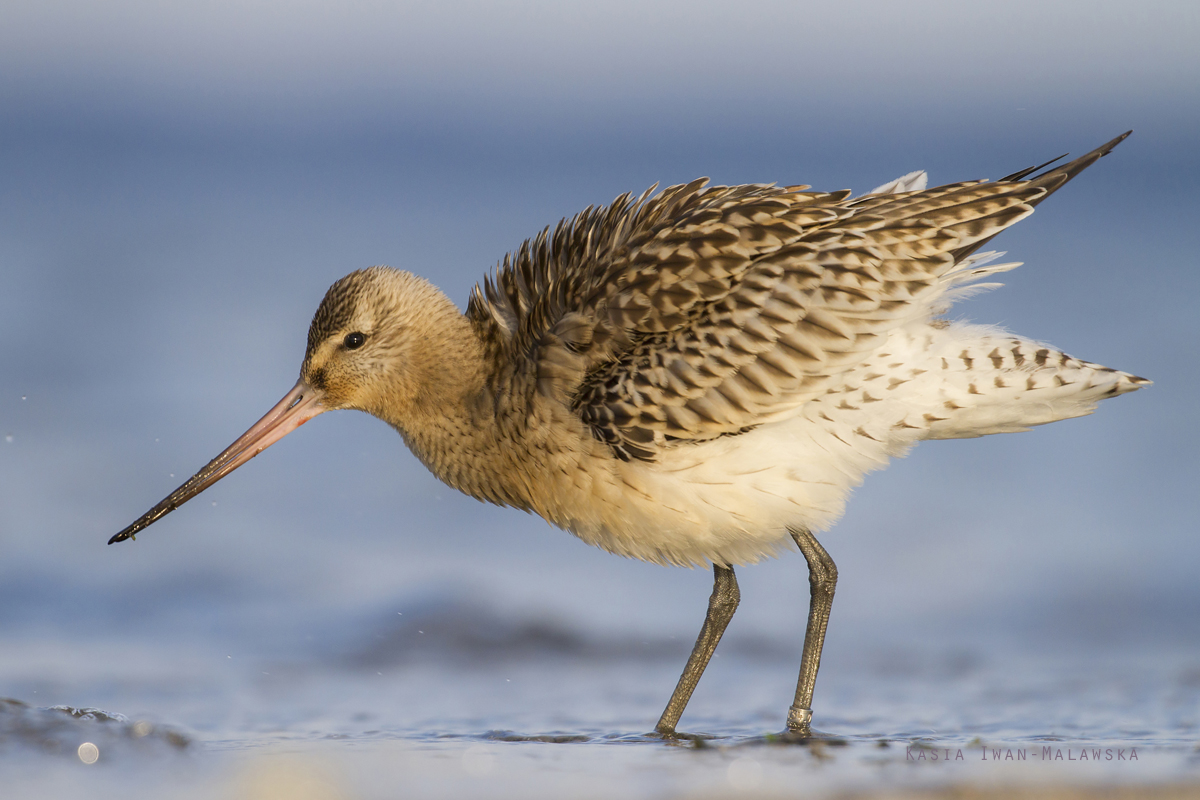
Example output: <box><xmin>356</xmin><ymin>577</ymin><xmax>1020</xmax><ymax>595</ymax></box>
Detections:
<box><xmin>109</xmin><ymin>379</ymin><xmax>327</xmax><ymax>544</ymax></box>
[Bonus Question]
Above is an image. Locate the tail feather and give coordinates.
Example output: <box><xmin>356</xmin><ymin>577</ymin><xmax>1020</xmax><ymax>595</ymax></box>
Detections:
<box><xmin>914</xmin><ymin>326</ymin><xmax>1151</xmax><ymax>441</ymax></box>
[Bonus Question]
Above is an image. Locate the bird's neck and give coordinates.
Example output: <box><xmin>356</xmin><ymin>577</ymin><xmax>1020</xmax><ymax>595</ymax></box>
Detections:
<box><xmin>373</xmin><ymin>312</ymin><xmax>545</xmax><ymax>511</ymax></box>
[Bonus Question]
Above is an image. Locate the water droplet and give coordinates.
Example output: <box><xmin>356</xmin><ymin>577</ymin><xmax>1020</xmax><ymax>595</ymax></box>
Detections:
<box><xmin>77</xmin><ymin>742</ymin><xmax>99</xmax><ymax>764</ymax></box>
<box><xmin>132</xmin><ymin>721</ymin><xmax>153</xmax><ymax>738</ymax></box>
<box><xmin>20</xmin><ymin>396</ymin><xmax>27</xmax><ymax>401</ymax></box>
<box><xmin>4</xmin><ymin>434</ymin><xmax>12</xmax><ymax>444</ymax></box>
<box><xmin>169</xmin><ymin>473</ymin><xmax>175</xmax><ymax>478</ymax></box>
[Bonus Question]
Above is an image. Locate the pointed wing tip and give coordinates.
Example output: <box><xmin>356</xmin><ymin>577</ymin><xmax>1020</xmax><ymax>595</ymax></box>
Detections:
<box><xmin>1098</xmin><ymin>130</ymin><xmax>1134</xmax><ymax>156</ymax></box>
<box><xmin>1020</xmin><ymin>131</ymin><xmax>1133</xmax><ymax>206</ymax></box>
<box><xmin>1068</xmin><ymin>129</ymin><xmax>1133</xmax><ymax>167</ymax></box>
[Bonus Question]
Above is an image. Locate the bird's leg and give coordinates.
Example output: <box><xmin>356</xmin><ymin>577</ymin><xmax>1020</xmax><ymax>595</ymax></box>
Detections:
<box><xmin>787</xmin><ymin>527</ymin><xmax>838</xmax><ymax>733</ymax></box>
<box><xmin>654</xmin><ymin>564</ymin><xmax>740</xmax><ymax>735</ymax></box>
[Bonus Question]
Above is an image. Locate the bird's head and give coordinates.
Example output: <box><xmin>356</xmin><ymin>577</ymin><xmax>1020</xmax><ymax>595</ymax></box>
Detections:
<box><xmin>300</xmin><ymin>266</ymin><xmax>457</xmax><ymax>418</ymax></box>
<box><xmin>109</xmin><ymin>266</ymin><xmax>465</xmax><ymax>544</ymax></box>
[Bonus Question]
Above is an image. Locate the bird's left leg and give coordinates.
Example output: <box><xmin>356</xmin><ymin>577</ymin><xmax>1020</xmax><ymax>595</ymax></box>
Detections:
<box><xmin>655</xmin><ymin>564</ymin><xmax>740</xmax><ymax>735</ymax></box>
<box><xmin>787</xmin><ymin>527</ymin><xmax>838</xmax><ymax>733</ymax></box>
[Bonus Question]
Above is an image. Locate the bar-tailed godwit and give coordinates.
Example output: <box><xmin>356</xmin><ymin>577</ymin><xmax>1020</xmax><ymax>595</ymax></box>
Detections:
<box><xmin>110</xmin><ymin>132</ymin><xmax>1147</xmax><ymax>736</ymax></box>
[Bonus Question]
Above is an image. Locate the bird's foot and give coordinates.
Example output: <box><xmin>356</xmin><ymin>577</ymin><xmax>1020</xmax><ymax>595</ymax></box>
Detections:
<box><xmin>757</xmin><ymin>704</ymin><xmax>847</xmax><ymax>746</ymax></box>
<box><xmin>786</xmin><ymin>704</ymin><xmax>812</xmax><ymax>731</ymax></box>
<box><xmin>647</xmin><ymin>726</ymin><xmax>717</xmax><ymax>745</ymax></box>
<box><xmin>764</xmin><ymin>728</ymin><xmax>848</xmax><ymax>746</ymax></box>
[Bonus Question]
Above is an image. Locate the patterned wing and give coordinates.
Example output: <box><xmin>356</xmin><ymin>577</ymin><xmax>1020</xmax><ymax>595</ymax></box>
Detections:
<box><xmin>467</xmin><ymin>133</ymin><xmax>1130</xmax><ymax>462</ymax></box>
<box><xmin>569</xmin><ymin>180</ymin><xmax>1045</xmax><ymax>459</ymax></box>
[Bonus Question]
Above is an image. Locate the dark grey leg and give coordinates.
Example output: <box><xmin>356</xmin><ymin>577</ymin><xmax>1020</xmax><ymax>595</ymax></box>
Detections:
<box><xmin>787</xmin><ymin>527</ymin><xmax>838</xmax><ymax>732</ymax></box>
<box><xmin>655</xmin><ymin>564</ymin><xmax>740</xmax><ymax>735</ymax></box>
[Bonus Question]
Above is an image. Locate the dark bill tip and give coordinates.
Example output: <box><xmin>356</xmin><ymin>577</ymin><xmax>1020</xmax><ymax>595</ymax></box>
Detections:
<box><xmin>108</xmin><ymin>380</ymin><xmax>326</xmax><ymax>545</ymax></box>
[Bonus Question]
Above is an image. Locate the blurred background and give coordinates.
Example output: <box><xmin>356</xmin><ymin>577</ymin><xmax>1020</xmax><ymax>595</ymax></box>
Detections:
<box><xmin>0</xmin><ymin>0</ymin><xmax>1198</xmax><ymax>795</ymax></box>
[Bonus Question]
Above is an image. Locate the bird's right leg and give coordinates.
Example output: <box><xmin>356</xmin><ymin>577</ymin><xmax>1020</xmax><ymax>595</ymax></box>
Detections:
<box><xmin>655</xmin><ymin>564</ymin><xmax>740</xmax><ymax>735</ymax></box>
<box><xmin>786</xmin><ymin>526</ymin><xmax>838</xmax><ymax>733</ymax></box>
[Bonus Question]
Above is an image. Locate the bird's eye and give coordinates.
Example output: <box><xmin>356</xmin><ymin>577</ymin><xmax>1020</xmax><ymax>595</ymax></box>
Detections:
<box><xmin>343</xmin><ymin>332</ymin><xmax>366</xmax><ymax>350</ymax></box>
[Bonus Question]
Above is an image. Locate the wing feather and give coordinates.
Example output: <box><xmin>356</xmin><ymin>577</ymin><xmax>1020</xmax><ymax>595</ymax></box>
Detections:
<box><xmin>465</xmin><ymin>135</ymin><xmax>1130</xmax><ymax>461</ymax></box>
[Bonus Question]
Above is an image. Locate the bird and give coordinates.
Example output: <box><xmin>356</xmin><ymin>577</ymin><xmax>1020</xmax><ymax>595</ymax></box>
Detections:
<box><xmin>110</xmin><ymin>131</ymin><xmax>1147</xmax><ymax>738</ymax></box>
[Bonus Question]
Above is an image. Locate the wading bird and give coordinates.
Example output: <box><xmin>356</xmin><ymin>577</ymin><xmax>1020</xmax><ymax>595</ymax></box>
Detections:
<box><xmin>111</xmin><ymin>132</ymin><xmax>1146</xmax><ymax>737</ymax></box>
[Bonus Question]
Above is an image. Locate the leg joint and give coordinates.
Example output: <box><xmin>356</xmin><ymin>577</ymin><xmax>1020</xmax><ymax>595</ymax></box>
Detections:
<box><xmin>790</xmin><ymin>527</ymin><xmax>838</xmax><ymax>591</ymax></box>
<box><xmin>709</xmin><ymin>564</ymin><xmax>740</xmax><ymax>611</ymax></box>
<box><xmin>809</xmin><ymin>558</ymin><xmax>837</xmax><ymax>593</ymax></box>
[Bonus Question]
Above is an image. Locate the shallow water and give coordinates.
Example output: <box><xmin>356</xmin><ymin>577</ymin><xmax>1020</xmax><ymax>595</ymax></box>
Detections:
<box><xmin>3</xmin><ymin>594</ymin><xmax>1198</xmax><ymax>799</ymax></box>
